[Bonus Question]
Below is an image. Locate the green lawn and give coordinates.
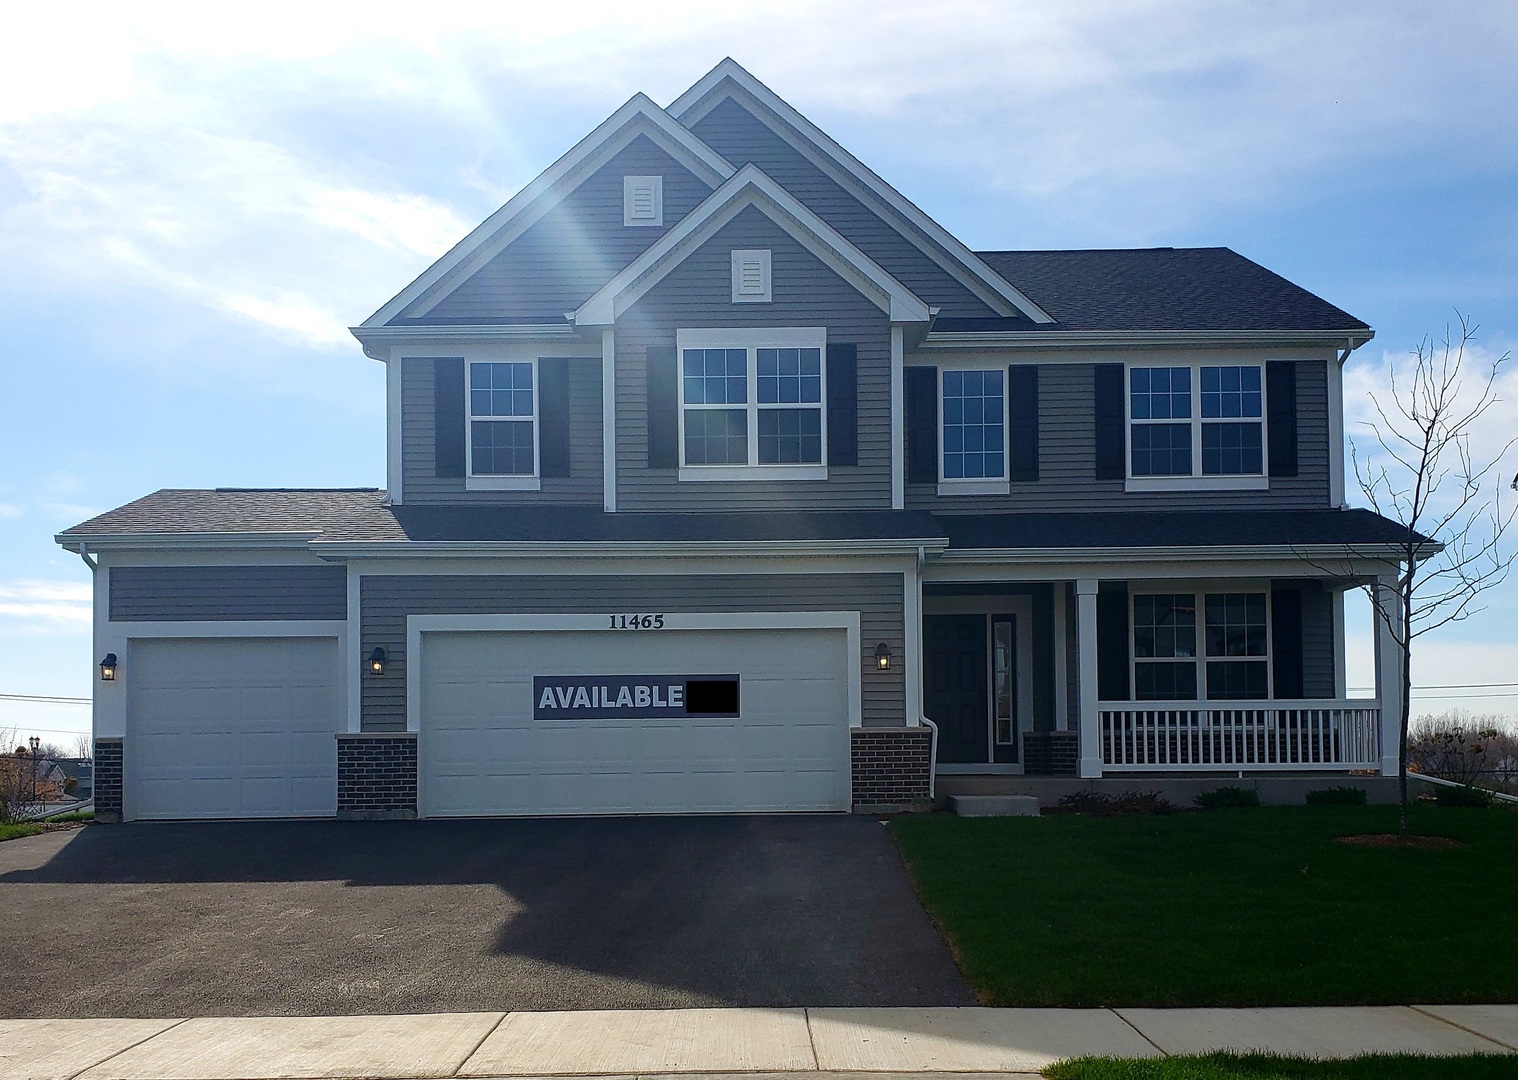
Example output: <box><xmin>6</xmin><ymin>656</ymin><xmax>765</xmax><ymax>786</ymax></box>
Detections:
<box><xmin>891</xmin><ymin>805</ymin><xmax>1518</xmax><ymax>1007</ymax></box>
<box><xmin>1044</xmin><ymin>1052</ymin><xmax>1518</xmax><ymax>1079</ymax></box>
<box><xmin>0</xmin><ymin>822</ymin><xmax>43</xmax><ymax>842</ymax></box>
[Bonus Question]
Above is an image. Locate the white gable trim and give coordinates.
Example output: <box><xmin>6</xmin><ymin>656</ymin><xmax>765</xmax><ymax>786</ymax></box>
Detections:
<box><xmin>668</xmin><ymin>60</ymin><xmax>1054</xmax><ymax>324</ymax></box>
<box><xmin>575</xmin><ymin>165</ymin><xmax>931</xmax><ymax>327</ymax></box>
<box><xmin>360</xmin><ymin>94</ymin><xmax>735</xmax><ymax>329</ymax></box>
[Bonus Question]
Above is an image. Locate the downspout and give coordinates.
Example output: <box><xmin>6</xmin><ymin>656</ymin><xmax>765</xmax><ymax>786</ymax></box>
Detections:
<box><xmin>77</xmin><ymin>543</ymin><xmax>97</xmax><ymax>572</ymax></box>
<box><xmin>915</xmin><ymin>543</ymin><xmax>939</xmax><ymax>802</ymax></box>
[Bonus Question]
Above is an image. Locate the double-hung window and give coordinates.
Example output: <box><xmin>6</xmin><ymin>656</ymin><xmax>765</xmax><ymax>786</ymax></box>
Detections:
<box><xmin>939</xmin><ymin>367</ymin><xmax>1008</xmax><ymax>494</ymax></box>
<box><xmin>1132</xmin><ymin>591</ymin><xmax>1271</xmax><ymax>701</ymax></box>
<box><xmin>467</xmin><ymin>360</ymin><xmax>538</xmax><ymax>489</ymax></box>
<box><xmin>676</xmin><ymin>329</ymin><xmax>826</xmax><ymax>480</ymax></box>
<box><xmin>1127</xmin><ymin>363</ymin><xmax>1265</xmax><ymax>489</ymax></box>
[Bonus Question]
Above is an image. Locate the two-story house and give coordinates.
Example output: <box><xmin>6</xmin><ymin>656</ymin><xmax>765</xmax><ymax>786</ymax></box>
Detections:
<box><xmin>59</xmin><ymin>60</ymin><xmax>1417</xmax><ymax>822</ymax></box>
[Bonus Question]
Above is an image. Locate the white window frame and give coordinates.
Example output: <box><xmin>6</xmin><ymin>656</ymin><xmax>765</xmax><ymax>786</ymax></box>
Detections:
<box><xmin>676</xmin><ymin>327</ymin><xmax>828</xmax><ymax>482</ymax></box>
<box><xmin>1129</xmin><ymin>584</ymin><xmax>1275</xmax><ymax>703</ymax></box>
<box><xmin>730</xmin><ymin>249</ymin><xmax>772</xmax><ymax>303</ymax></box>
<box><xmin>623</xmin><ymin>175</ymin><xmax>663</xmax><ymax>227</ymax></box>
<box><xmin>466</xmin><ymin>357</ymin><xmax>541</xmax><ymax>491</ymax></box>
<box><xmin>1125</xmin><ymin>361</ymin><xmax>1269</xmax><ymax>492</ymax></box>
<box><xmin>937</xmin><ymin>359</ymin><xmax>1011</xmax><ymax>496</ymax></box>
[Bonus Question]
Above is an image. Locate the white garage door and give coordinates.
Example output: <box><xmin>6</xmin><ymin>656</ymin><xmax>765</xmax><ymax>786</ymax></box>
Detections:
<box><xmin>126</xmin><ymin>637</ymin><xmax>340</xmax><ymax>820</ymax></box>
<box><xmin>419</xmin><ymin>627</ymin><xmax>851</xmax><ymax>816</ymax></box>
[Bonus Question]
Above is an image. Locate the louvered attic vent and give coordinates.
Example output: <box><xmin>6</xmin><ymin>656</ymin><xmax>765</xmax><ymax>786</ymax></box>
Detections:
<box><xmin>731</xmin><ymin>249</ymin><xmax>772</xmax><ymax>303</ymax></box>
<box><xmin>623</xmin><ymin>175</ymin><xmax>663</xmax><ymax>226</ymax></box>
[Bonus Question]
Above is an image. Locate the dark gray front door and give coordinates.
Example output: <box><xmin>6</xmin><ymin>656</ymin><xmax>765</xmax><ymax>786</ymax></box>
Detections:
<box><xmin>925</xmin><ymin>614</ymin><xmax>988</xmax><ymax>764</ymax></box>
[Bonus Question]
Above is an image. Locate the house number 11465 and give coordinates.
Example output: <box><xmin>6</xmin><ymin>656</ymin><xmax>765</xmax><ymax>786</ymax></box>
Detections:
<box><xmin>609</xmin><ymin>614</ymin><xmax>665</xmax><ymax>629</ymax></box>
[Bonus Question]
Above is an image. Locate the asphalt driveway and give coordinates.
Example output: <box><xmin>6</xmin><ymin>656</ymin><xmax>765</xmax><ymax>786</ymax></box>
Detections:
<box><xmin>0</xmin><ymin>816</ymin><xmax>974</xmax><ymax>1017</ymax></box>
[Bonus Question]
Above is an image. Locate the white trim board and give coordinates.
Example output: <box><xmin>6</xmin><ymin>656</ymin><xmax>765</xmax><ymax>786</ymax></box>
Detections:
<box><xmin>575</xmin><ymin>164</ymin><xmax>931</xmax><ymax>326</ymax></box>
<box><xmin>667</xmin><ymin>59</ymin><xmax>1052</xmax><ymax>323</ymax></box>
<box><xmin>360</xmin><ymin>94</ymin><xmax>734</xmax><ymax>330</ymax></box>
<box><xmin>403</xmin><ymin>611</ymin><xmax>864</xmax><ymax>736</ymax></box>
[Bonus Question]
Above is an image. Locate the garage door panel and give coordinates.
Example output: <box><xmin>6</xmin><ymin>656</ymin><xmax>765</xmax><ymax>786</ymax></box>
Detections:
<box><xmin>127</xmin><ymin>637</ymin><xmax>340</xmax><ymax>820</ymax></box>
<box><xmin>420</xmin><ymin>627</ymin><xmax>851</xmax><ymax>816</ymax></box>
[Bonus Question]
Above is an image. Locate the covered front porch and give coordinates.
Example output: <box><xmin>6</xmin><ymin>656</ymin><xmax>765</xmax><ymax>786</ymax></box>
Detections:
<box><xmin>912</xmin><ymin>554</ymin><xmax>1406</xmax><ymax>783</ymax></box>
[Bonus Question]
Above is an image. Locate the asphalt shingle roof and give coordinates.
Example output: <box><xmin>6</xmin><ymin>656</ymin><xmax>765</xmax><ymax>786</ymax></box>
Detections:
<box><xmin>59</xmin><ymin>490</ymin><xmax>1421</xmax><ymax>551</ymax></box>
<box><xmin>953</xmin><ymin>247</ymin><xmax>1370</xmax><ymax>333</ymax></box>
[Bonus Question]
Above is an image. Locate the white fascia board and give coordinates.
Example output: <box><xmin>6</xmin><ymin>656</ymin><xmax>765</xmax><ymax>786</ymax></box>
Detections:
<box><xmin>667</xmin><ymin>59</ymin><xmax>1053</xmax><ymax>324</ymax></box>
<box><xmin>575</xmin><ymin>164</ymin><xmax>930</xmax><ymax>327</ymax></box>
<box><xmin>359</xmin><ymin>94</ymin><xmax>734</xmax><ymax>330</ymax></box>
<box><xmin>351</xmin><ymin>322</ymin><xmax>581</xmax><ymax>360</ymax></box>
<box><xmin>933</xmin><ymin>542</ymin><xmax>1429</xmax><ymax>566</ymax></box>
<box><xmin>919</xmin><ymin>328</ymin><xmax>1377</xmax><ymax>351</ymax></box>
<box><xmin>56</xmin><ymin>531</ymin><xmax>322</xmax><ymax>552</ymax></box>
<box><xmin>310</xmin><ymin>537</ymin><xmax>949</xmax><ymax>559</ymax></box>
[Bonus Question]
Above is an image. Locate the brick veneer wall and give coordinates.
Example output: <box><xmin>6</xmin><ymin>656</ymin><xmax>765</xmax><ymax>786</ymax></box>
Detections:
<box><xmin>1023</xmin><ymin>731</ymin><xmax>1079</xmax><ymax>775</ymax></box>
<box><xmin>851</xmin><ymin>727</ymin><xmax>932</xmax><ymax>811</ymax></box>
<box><xmin>93</xmin><ymin>738</ymin><xmax>123</xmax><ymax>822</ymax></box>
<box><xmin>337</xmin><ymin>734</ymin><xmax>418</xmax><ymax>819</ymax></box>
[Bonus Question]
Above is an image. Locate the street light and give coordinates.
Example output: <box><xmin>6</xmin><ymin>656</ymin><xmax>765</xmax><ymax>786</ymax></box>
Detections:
<box><xmin>28</xmin><ymin>735</ymin><xmax>39</xmax><ymax>803</ymax></box>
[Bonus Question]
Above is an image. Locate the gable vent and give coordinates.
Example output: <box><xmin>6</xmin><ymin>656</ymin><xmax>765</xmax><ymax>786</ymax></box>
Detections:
<box><xmin>623</xmin><ymin>175</ymin><xmax>663</xmax><ymax>227</ymax></box>
<box><xmin>731</xmin><ymin>248</ymin><xmax>772</xmax><ymax>303</ymax></box>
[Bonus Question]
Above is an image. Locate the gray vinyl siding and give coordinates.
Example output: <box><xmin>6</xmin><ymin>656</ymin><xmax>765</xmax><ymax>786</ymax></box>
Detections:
<box><xmin>401</xmin><ymin>355</ymin><xmax>603</xmax><ymax>505</ymax></box>
<box><xmin>908</xmin><ymin>359</ymin><xmax>1333</xmax><ymax>513</ymax></box>
<box><xmin>691</xmin><ymin>98</ymin><xmax>997</xmax><ymax>319</ymax></box>
<box><xmin>360</xmin><ymin>572</ymin><xmax>905</xmax><ymax>732</ymax></box>
<box><xmin>411</xmin><ymin>136</ymin><xmax>714</xmax><ymax>322</ymax></box>
<box><xmin>1300</xmin><ymin>582</ymin><xmax>1337</xmax><ymax>699</ymax></box>
<box><xmin>616</xmin><ymin>206</ymin><xmax>891</xmax><ymax>510</ymax></box>
<box><xmin>109</xmin><ymin>565</ymin><xmax>346</xmax><ymax>621</ymax></box>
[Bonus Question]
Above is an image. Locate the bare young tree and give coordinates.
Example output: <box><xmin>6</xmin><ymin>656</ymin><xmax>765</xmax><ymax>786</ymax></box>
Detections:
<box><xmin>73</xmin><ymin>732</ymin><xmax>93</xmax><ymax>761</ymax></box>
<box><xmin>1352</xmin><ymin>314</ymin><xmax>1516</xmax><ymax>829</ymax></box>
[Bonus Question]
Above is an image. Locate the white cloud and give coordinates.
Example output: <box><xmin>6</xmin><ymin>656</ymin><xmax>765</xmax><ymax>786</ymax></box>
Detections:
<box><xmin>0</xmin><ymin>580</ymin><xmax>92</xmax><ymax>629</ymax></box>
<box><xmin>0</xmin><ymin>504</ymin><xmax>22</xmax><ymax>520</ymax></box>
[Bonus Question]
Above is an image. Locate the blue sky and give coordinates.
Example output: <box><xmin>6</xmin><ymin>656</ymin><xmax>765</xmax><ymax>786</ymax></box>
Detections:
<box><xmin>2</xmin><ymin>1</ymin><xmax>1516</xmax><ymax>749</ymax></box>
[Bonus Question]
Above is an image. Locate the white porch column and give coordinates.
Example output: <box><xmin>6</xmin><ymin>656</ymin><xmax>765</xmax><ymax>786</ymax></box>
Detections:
<box><xmin>1372</xmin><ymin>574</ymin><xmax>1405</xmax><ymax>776</ymax></box>
<box><xmin>1076</xmin><ymin>578</ymin><xmax>1102</xmax><ymax>778</ymax></box>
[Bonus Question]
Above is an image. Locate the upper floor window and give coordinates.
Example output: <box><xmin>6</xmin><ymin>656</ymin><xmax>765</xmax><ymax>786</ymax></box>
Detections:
<box><xmin>676</xmin><ymin>328</ymin><xmax>826</xmax><ymax>481</ymax></box>
<box><xmin>468</xmin><ymin>360</ymin><xmax>538</xmax><ymax>488</ymax></box>
<box><xmin>942</xmin><ymin>369</ymin><xmax>1005</xmax><ymax>482</ymax></box>
<box><xmin>1128</xmin><ymin>364</ymin><xmax>1265</xmax><ymax>490</ymax></box>
<box><xmin>1132</xmin><ymin>591</ymin><xmax>1271</xmax><ymax>702</ymax></box>
<box><xmin>623</xmin><ymin>175</ymin><xmax>663</xmax><ymax>227</ymax></box>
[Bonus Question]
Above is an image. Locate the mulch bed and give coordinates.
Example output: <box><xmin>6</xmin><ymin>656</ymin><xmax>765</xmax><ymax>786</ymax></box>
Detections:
<box><xmin>1335</xmin><ymin>833</ymin><xmax>1464</xmax><ymax>849</ymax></box>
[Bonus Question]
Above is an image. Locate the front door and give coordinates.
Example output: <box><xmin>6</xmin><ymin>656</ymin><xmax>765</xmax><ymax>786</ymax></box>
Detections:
<box><xmin>925</xmin><ymin>614</ymin><xmax>988</xmax><ymax>764</ymax></box>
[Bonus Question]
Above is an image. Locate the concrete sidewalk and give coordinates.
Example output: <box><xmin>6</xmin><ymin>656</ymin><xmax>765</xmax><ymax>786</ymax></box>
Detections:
<box><xmin>2</xmin><ymin>1006</ymin><xmax>1515</xmax><ymax>1080</ymax></box>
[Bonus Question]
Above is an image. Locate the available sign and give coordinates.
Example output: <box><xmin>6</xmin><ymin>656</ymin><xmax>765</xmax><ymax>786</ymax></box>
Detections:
<box><xmin>533</xmin><ymin>675</ymin><xmax>740</xmax><ymax>720</ymax></box>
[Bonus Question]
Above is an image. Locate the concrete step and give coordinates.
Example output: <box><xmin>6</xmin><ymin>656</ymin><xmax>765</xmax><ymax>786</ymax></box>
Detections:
<box><xmin>950</xmin><ymin>795</ymin><xmax>1041</xmax><ymax>817</ymax></box>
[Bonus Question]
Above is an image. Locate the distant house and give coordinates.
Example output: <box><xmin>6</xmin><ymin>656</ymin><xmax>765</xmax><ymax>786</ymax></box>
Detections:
<box><xmin>1</xmin><ymin>752</ymin><xmax>69</xmax><ymax>803</ymax></box>
<box><xmin>53</xmin><ymin>757</ymin><xmax>93</xmax><ymax>800</ymax></box>
<box><xmin>59</xmin><ymin>59</ymin><xmax>1419</xmax><ymax>823</ymax></box>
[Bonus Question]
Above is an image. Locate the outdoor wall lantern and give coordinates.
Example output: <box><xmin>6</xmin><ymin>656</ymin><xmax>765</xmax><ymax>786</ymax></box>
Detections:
<box><xmin>368</xmin><ymin>647</ymin><xmax>387</xmax><ymax>676</ymax></box>
<box><xmin>874</xmin><ymin>642</ymin><xmax>892</xmax><ymax>671</ymax></box>
<box><xmin>99</xmin><ymin>653</ymin><xmax>118</xmax><ymax>681</ymax></box>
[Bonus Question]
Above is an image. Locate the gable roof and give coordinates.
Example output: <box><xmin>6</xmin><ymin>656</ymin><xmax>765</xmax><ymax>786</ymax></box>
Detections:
<box><xmin>668</xmin><ymin>59</ymin><xmax>1054</xmax><ymax>324</ymax></box>
<box><xmin>359</xmin><ymin>94</ymin><xmax>735</xmax><ymax>330</ymax></box>
<box><xmin>575</xmin><ymin>164</ymin><xmax>932</xmax><ymax>326</ymax></box>
<box><xmin>950</xmin><ymin>248</ymin><xmax>1371</xmax><ymax>335</ymax></box>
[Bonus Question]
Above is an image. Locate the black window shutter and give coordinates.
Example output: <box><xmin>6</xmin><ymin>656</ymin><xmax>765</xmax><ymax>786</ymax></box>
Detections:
<box><xmin>1008</xmin><ymin>364</ymin><xmax>1039</xmax><ymax>481</ymax></box>
<box><xmin>1096</xmin><ymin>585</ymin><xmax>1131</xmax><ymax>701</ymax></box>
<box><xmin>538</xmin><ymin>357</ymin><xmax>571</xmax><ymax>478</ymax></box>
<box><xmin>1267</xmin><ymin>360</ymin><xmax>1298</xmax><ymax>477</ymax></box>
<box><xmin>905</xmin><ymin>366</ymin><xmax>938</xmax><ymax>484</ymax></box>
<box><xmin>646</xmin><ymin>345</ymin><xmax>678</xmax><ymax>469</ymax></box>
<box><xmin>1270</xmin><ymin>587</ymin><xmax>1305</xmax><ymax>699</ymax></box>
<box><xmin>433</xmin><ymin>357</ymin><xmax>466</xmax><ymax>478</ymax></box>
<box><xmin>826</xmin><ymin>343</ymin><xmax>858</xmax><ymax>467</ymax></box>
<box><xmin>1094</xmin><ymin>363</ymin><xmax>1125</xmax><ymax>480</ymax></box>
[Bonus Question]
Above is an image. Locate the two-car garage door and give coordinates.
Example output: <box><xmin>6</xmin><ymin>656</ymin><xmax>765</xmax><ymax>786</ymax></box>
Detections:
<box><xmin>419</xmin><ymin>627</ymin><xmax>852</xmax><ymax>816</ymax></box>
<box><xmin>126</xmin><ymin>637</ymin><xmax>340</xmax><ymax>820</ymax></box>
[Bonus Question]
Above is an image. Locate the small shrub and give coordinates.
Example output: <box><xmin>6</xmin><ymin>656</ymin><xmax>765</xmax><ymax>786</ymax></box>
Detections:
<box><xmin>1306</xmin><ymin>786</ymin><xmax>1367</xmax><ymax>806</ymax></box>
<box><xmin>42</xmin><ymin>810</ymin><xmax>94</xmax><ymax>822</ymax></box>
<box><xmin>1055</xmin><ymin>789</ymin><xmax>1177</xmax><ymax>816</ymax></box>
<box><xmin>1435</xmin><ymin>784</ymin><xmax>1493</xmax><ymax>809</ymax></box>
<box><xmin>1194</xmin><ymin>786</ymin><xmax>1260</xmax><ymax>810</ymax></box>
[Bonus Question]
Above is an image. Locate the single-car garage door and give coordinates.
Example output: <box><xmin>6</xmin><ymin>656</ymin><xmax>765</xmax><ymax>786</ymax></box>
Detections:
<box><xmin>419</xmin><ymin>627</ymin><xmax>852</xmax><ymax>816</ymax></box>
<box><xmin>126</xmin><ymin>637</ymin><xmax>341</xmax><ymax>820</ymax></box>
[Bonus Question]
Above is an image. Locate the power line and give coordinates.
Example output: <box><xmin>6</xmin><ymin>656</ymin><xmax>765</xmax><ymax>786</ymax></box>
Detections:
<box><xmin>0</xmin><ymin>693</ymin><xmax>90</xmax><ymax>705</ymax></box>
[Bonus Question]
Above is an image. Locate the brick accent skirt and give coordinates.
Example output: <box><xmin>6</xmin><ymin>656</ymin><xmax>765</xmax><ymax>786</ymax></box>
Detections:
<box><xmin>94</xmin><ymin>739</ymin><xmax>123</xmax><ymax>823</ymax></box>
<box><xmin>851</xmin><ymin>727</ymin><xmax>932</xmax><ymax>812</ymax></box>
<box><xmin>1022</xmin><ymin>731</ymin><xmax>1080</xmax><ymax>775</ymax></box>
<box><xmin>337</xmin><ymin>734</ymin><xmax>418</xmax><ymax>819</ymax></box>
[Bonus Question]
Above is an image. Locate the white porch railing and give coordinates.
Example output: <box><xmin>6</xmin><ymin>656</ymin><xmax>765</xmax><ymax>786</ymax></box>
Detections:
<box><xmin>1101</xmin><ymin>700</ymin><xmax>1381</xmax><ymax>771</ymax></box>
